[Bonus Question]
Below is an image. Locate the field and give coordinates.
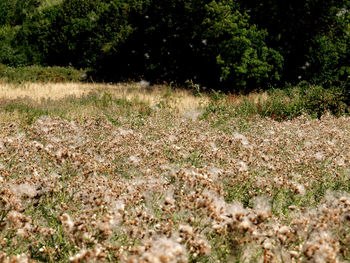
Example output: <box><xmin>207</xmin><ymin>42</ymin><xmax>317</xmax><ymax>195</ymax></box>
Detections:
<box><xmin>0</xmin><ymin>82</ymin><xmax>350</xmax><ymax>263</ymax></box>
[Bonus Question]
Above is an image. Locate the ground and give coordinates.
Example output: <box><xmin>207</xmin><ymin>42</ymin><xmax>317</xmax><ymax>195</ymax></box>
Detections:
<box><xmin>0</xmin><ymin>82</ymin><xmax>350</xmax><ymax>262</ymax></box>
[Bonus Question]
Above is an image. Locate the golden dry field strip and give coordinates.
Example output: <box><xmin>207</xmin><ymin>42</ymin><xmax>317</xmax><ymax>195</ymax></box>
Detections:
<box><xmin>0</xmin><ymin>83</ymin><xmax>209</xmax><ymax>113</ymax></box>
<box><xmin>0</xmin><ymin>83</ymin><xmax>350</xmax><ymax>263</ymax></box>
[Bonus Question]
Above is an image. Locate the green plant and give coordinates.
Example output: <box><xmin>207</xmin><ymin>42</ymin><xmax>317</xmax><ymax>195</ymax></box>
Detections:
<box><xmin>202</xmin><ymin>0</ymin><xmax>283</xmax><ymax>91</ymax></box>
<box><xmin>238</xmin><ymin>0</ymin><xmax>350</xmax><ymax>86</ymax></box>
<box><xmin>0</xmin><ymin>0</ymin><xmax>349</xmax><ymax>93</ymax></box>
<box><xmin>0</xmin><ymin>65</ymin><xmax>86</xmax><ymax>83</ymax></box>
<box><xmin>303</xmin><ymin>85</ymin><xmax>348</xmax><ymax>118</ymax></box>
<box><xmin>202</xmin><ymin>81</ymin><xmax>349</xmax><ymax>122</ymax></box>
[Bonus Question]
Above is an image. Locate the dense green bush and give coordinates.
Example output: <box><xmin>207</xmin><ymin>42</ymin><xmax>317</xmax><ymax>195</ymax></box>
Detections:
<box><xmin>0</xmin><ymin>64</ymin><xmax>86</xmax><ymax>83</ymax></box>
<box><xmin>203</xmin><ymin>82</ymin><xmax>349</xmax><ymax>121</ymax></box>
<box><xmin>0</xmin><ymin>0</ymin><xmax>40</xmax><ymax>26</ymax></box>
<box><xmin>302</xmin><ymin>85</ymin><xmax>348</xmax><ymax>118</ymax></box>
<box><xmin>262</xmin><ymin>84</ymin><xmax>348</xmax><ymax>119</ymax></box>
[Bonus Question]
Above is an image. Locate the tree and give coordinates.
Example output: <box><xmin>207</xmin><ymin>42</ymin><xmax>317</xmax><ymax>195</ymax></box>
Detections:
<box><xmin>237</xmin><ymin>0</ymin><xmax>350</xmax><ymax>85</ymax></box>
<box><xmin>95</xmin><ymin>0</ymin><xmax>283</xmax><ymax>91</ymax></box>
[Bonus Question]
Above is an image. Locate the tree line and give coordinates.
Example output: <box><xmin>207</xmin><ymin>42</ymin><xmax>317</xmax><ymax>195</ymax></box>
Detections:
<box><xmin>0</xmin><ymin>0</ymin><xmax>349</xmax><ymax>92</ymax></box>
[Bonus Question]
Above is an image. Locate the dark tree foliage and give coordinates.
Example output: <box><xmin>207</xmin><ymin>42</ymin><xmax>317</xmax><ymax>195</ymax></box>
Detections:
<box><xmin>0</xmin><ymin>0</ymin><xmax>41</xmax><ymax>66</ymax></box>
<box><xmin>0</xmin><ymin>0</ymin><xmax>40</xmax><ymax>26</ymax></box>
<box><xmin>16</xmin><ymin>0</ymin><xmax>136</xmax><ymax>68</ymax></box>
<box><xmin>0</xmin><ymin>0</ymin><xmax>349</xmax><ymax>93</ymax></box>
<box><xmin>307</xmin><ymin>7</ymin><xmax>350</xmax><ymax>87</ymax></box>
<box><xmin>94</xmin><ymin>0</ymin><xmax>283</xmax><ymax>91</ymax></box>
<box><xmin>237</xmin><ymin>0</ymin><xmax>350</xmax><ymax>85</ymax></box>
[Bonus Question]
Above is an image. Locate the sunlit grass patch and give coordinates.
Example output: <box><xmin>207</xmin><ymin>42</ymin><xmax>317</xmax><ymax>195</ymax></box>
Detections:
<box><xmin>0</xmin><ymin>82</ymin><xmax>209</xmax><ymax>116</ymax></box>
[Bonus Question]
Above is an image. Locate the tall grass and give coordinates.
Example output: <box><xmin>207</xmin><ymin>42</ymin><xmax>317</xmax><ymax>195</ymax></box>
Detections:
<box><xmin>202</xmin><ymin>84</ymin><xmax>349</xmax><ymax>122</ymax></box>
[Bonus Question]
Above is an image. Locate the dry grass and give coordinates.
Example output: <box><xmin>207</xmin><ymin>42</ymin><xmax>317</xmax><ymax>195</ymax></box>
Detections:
<box><xmin>0</xmin><ymin>83</ymin><xmax>350</xmax><ymax>263</ymax></box>
<box><xmin>226</xmin><ymin>92</ymin><xmax>269</xmax><ymax>105</ymax></box>
<box><xmin>0</xmin><ymin>82</ymin><xmax>96</xmax><ymax>100</ymax></box>
<box><xmin>0</xmin><ymin>82</ymin><xmax>209</xmax><ymax>114</ymax></box>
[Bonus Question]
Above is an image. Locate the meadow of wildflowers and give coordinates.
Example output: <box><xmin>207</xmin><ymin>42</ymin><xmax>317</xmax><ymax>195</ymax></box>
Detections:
<box><xmin>0</xmin><ymin>83</ymin><xmax>350</xmax><ymax>262</ymax></box>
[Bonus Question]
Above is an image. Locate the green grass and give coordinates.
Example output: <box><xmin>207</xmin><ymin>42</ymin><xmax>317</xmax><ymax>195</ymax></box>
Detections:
<box><xmin>201</xmin><ymin>83</ymin><xmax>350</xmax><ymax>127</ymax></box>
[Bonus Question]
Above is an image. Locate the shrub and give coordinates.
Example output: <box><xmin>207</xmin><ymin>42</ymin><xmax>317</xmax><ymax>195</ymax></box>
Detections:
<box><xmin>203</xmin><ymin>82</ymin><xmax>349</xmax><ymax>121</ymax></box>
<box><xmin>302</xmin><ymin>85</ymin><xmax>348</xmax><ymax>118</ymax></box>
<box><xmin>0</xmin><ymin>0</ymin><xmax>40</xmax><ymax>26</ymax></box>
<box><xmin>0</xmin><ymin>64</ymin><xmax>86</xmax><ymax>83</ymax></box>
<box><xmin>267</xmin><ymin>84</ymin><xmax>349</xmax><ymax>119</ymax></box>
<box><xmin>261</xmin><ymin>84</ymin><xmax>348</xmax><ymax>120</ymax></box>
